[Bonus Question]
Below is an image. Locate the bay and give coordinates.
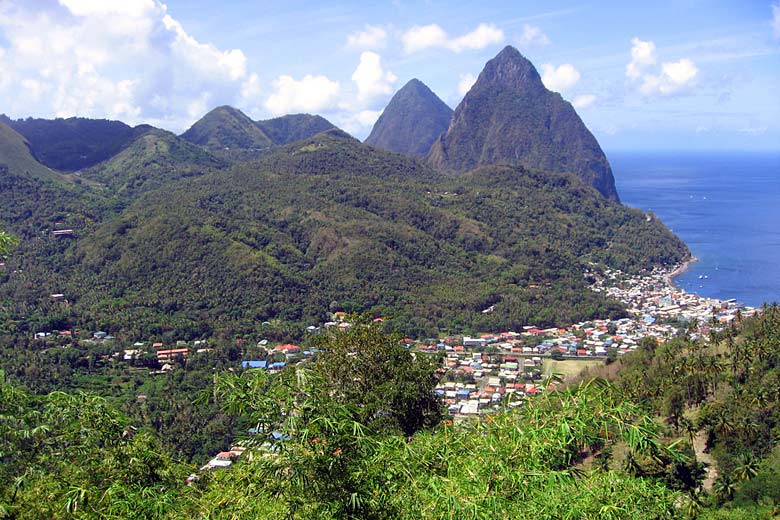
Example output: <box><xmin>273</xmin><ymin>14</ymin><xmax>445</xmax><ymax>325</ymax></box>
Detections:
<box><xmin>611</xmin><ymin>150</ymin><xmax>780</xmax><ymax>307</ymax></box>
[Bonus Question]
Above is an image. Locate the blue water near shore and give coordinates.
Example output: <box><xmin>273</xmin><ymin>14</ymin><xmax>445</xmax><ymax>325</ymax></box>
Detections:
<box><xmin>610</xmin><ymin>150</ymin><xmax>780</xmax><ymax>307</ymax></box>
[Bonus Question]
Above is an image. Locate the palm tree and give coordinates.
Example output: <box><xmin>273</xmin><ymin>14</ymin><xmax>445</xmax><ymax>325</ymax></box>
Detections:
<box><xmin>713</xmin><ymin>475</ymin><xmax>737</xmax><ymax>503</ymax></box>
<box><xmin>0</xmin><ymin>230</ymin><xmax>17</xmax><ymax>256</ymax></box>
<box><xmin>735</xmin><ymin>453</ymin><xmax>759</xmax><ymax>482</ymax></box>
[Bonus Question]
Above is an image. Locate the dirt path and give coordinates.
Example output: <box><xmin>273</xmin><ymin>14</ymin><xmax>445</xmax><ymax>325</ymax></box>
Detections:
<box><xmin>693</xmin><ymin>430</ymin><xmax>718</xmax><ymax>490</ymax></box>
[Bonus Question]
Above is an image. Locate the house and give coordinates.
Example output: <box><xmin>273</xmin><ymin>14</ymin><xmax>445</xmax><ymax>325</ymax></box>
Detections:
<box><xmin>156</xmin><ymin>348</ymin><xmax>189</xmax><ymax>360</ymax></box>
<box><xmin>463</xmin><ymin>336</ymin><xmax>486</xmax><ymax>348</ymax></box>
<box><xmin>273</xmin><ymin>344</ymin><xmax>301</xmax><ymax>354</ymax></box>
<box><xmin>123</xmin><ymin>349</ymin><xmax>142</xmax><ymax>361</ymax></box>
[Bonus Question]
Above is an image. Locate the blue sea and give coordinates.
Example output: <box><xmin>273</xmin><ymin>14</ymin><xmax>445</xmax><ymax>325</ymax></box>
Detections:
<box><xmin>610</xmin><ymin>151</ymin><xmax>780</xmax><ymax>307</ymax></box>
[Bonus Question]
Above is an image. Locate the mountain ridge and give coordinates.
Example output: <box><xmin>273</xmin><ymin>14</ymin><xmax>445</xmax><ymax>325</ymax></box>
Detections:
<box><xmin>180</xmin><ymin>106</ymin><xmax>338</xmax><ymax>153</ymax></box>
<box><xmin>0</xmin><ymin>114</ymin><xmax>151</xmax><ymax>172</ymax></box>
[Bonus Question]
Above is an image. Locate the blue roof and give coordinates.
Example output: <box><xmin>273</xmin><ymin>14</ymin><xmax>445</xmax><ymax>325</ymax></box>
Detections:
<box><xmin>269</xmin><ymin>362</ymin><xmax>286</xmax><ymax>369</ymax></box>
<box><xmin>242</xmin><ymin>360</ymin><xmax>268</xmax><ymax>369</ymax></box>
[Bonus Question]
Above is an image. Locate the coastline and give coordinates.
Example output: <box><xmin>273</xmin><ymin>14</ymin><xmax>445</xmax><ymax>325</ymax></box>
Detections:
<box><xmin>663</xmin><ymin>256</ymin><xmax>698</xmax><ymax>289</ymax></box>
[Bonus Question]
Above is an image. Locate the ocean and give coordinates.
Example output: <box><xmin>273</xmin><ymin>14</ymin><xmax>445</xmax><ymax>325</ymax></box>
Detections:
<box><xmin>610</xmin><ymin>150</ymin><xmax>780</xmax><ymax>308</ymax></box>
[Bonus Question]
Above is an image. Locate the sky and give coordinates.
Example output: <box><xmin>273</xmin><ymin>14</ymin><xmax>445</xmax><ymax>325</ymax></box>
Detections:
<box><xmin>0</xmin><ymin>0</ymin><xmax>778</xmax><ymax>150</ymax></box>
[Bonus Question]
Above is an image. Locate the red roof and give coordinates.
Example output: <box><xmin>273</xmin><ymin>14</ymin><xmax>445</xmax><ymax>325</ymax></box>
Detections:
<box><xmin>273</xmin><ymin>344</ymin><xmax>301</xmax><ymax>352</ymax></box>
<box><xmin>157</xmin><ymin>348</ymin><xmax>189</xmax><ymax>356</ymax></box>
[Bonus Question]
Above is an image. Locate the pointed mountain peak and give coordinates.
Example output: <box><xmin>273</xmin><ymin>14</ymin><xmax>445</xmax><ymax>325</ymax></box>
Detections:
<box><xmin>401</xmin><ymin>78</ymin><xmax>427</xmax><ymax>91</ymax></box>
<box><xmin>477</xmin><ymin>45</ymin><xmax>544</xmax><ymax>92</ymax></box>
<box><xmin>429</xmin><ymin>47</ymin><xmax>619</xmax><ymax>201</ymax></box>
<box><xmin>365</xmin><ymin>78</ymin><xmax>453</xmax><ymax>156</ymax></box>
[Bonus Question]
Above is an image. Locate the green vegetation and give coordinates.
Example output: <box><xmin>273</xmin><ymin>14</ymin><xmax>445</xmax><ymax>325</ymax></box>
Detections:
<box><xmin>79</xmin><ymin>129</ymin><xmax>224</xmax><ymax>201</ymax></box>
<box><xmin>0</xmin><ymin>130</ymin><xmax>687</xmax><ymax>341</ymax></box>
<box><xmin>0</xmin><ymin>323</ymin><xmax>692</xmax><ymax>519</ymax></box>
<box><xmin>180</xmin><ymin>105</ymin><xmax>274</xmax><ymax>152</ymax></box>
<box><xmin>0</xmin><ymin>370</ymin><xmax>186</xmax><ymax>519</ymax></box>
<box><xmin>0</xmin><ymin>120</ymin><xmax>73</xmax><ymax>184</ymax></box>
<box><xmin>580</xmin><ymin>305</ymin><xmax>780</xmax><ymax>517</ymax></box>
<box><xmin>257</xmin><ymin>113</ymin><xmax>336</xmax><ymax>145</ymax></box>
<box><xmin>180</xmin><ymin>106</ymin><xmax>336</xmax><ymax>155</ymax></box>
<box><xmin>2</xmin><ymin>311</ymin><xmax>779</xmax><ymax>519</ymax></box>
<box><xmin>0</xmin><ymin>231</ymin><xmax>16</xmax><ymax>256</ymax></box>
<box><xmin>0</xmin><ymin>114</ymin><xmax>145</xmax><ymax>171</ymax></box>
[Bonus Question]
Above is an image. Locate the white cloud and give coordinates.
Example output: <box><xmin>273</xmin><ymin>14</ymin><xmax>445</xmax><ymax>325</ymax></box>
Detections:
<box><xmin>58</xmin><ymin>0</ymin><xmax>157</xmax><ymax>18</ymax></box>
<box><xmin>162</xmin><ymin>15</ymin><xmax>247</xmax><ymax>81</ymax></box>
<box><xmin>402</xmin><ymin>24</ymin><xmax>448</xmax><ymax>53</ymax></box>
<box><xmin>518</xmin><ymin>24</ymin><xmax>550</xmax><ymax>48</ymax></box>
<box><xmin>402</xmin><ymin>22</ymin><xmax>504</xmax><ymax>54</ymax></box>
<box><xmin>640</xmin><ymin>58</ymin><xmax>698</xmax><ymax>96</ymax></box>
<box><xmin>772</xmin><ymin>2</ymin><xmax>780</xmax><ymax>38</ymax></box>
<box><xmin>353</xmin><ymin>109</ymin><xmax>383</xmax><ymax>127</ymax></box>
<box><xmin>0</xmin><ymin>0</ymin><xmax>263</xmax><ymax>131</ymax></box>
<box><xmin>338</xmin><ymin>109</ymin><xmax>383</xmax><ymax>135</ymax></box>
<box><xmin>346</xmin><ymin>25</ymin><xmax>387</xmax><ymax>50</ymax></box>
<box><xmin>457</xmin><ymin>73</ymin><xmax>477</xmax><ymax>96</ymax></box>
<box><xmin>351</xmin><ymin>51</ymin><xmax>397</xmax><ymax>104</ymax></box>
<box><xmin>448</xmin><ymin>23</ymin><xmax>504</xmax><ymax>52</ymax></box>
<box><xmin>626</xmin><ymin>38</ymin><xmax>698</xmax><ymax>97</ymax></box>
<box><xmin>240</xmin><ymin>73</ymin><xmax>262</xmax><ymax>101</ymax></box>
<box><xmin>265</xmin><ymin>74</ymin><xmax>341</xmax><ymax>116</ymax></box>
<box><xmin>572</xmin><ymin>94</ymin><xmax>597</xmax><ymax>109</ymax></box>
<box><xmin>541</xmin><ymin>63</ymin><xmax>581</xmax><ymax>92</ymax></box>
<box><xmin>626</xmin><ymin>37</ymin><xmax>656</xmax><ymax>79</ymax></box>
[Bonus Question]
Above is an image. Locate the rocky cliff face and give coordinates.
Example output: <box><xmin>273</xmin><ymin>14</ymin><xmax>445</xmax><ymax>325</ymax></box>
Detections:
<box><xmin>429</xmin><ymin>46</ymin><xmax>619</xmax><ymax>201</ymax></box>
<box><xmin>365</xmin><ymin>79</ymin><xmax>453</xmax><ymax>157</ymax></box>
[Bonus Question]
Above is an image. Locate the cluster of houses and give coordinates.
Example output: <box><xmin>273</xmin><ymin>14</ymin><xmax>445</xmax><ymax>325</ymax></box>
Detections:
<box><xmin>415</xmin><ymin>264</ymin><xmax>759</xmax><ymax>419</ymax></box>
<box><xmin>592</xmin><ymin>266</ymin><xmax>758</xmax><ymax>336</ymax></box>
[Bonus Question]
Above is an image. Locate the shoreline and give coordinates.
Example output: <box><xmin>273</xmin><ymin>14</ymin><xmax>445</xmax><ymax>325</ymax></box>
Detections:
<box><xmin>663</xmin><ymin>256</ymin><xmax>698</xmax><ymax>289</ymax></box>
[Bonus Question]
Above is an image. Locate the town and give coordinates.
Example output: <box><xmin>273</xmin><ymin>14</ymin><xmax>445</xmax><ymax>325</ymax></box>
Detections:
<box><xmin>33</xmin><ymin>262</ymin><xmax>758</xmax><ymax>425</ymax></box>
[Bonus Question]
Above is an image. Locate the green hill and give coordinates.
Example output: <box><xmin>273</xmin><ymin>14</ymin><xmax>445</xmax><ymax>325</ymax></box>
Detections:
<box><xmin>180</xmin><ymin>105</ymin><xmax>273</xmax><ymax>152</ymax></box>
<box><xmin>180</xmin><ymin>107</ymin><xmax>338</xmax><ymax>155</ymax></box>
<box><xmin>257</xmin><ymin>113</ymin><xmax>336</xmax><ymax>145</ymax></box>
<box><xmin>4</xmin><ymin>130</ymin><xmax>687</xmax><ymax>339</ymax></box>
<box><xmin>0</xmin><ymin>114</ymin><xmax>146</xmax><ymax>171</ymax></box>
<box><xmin>79</xmin><ymin>128</ymin><xmax>224</xmax><ymax>200</ymax></box>
<box><xmin>0</xmin><ymin>120</ymin><xmax>70</xmax><ymax>183</ymax></box>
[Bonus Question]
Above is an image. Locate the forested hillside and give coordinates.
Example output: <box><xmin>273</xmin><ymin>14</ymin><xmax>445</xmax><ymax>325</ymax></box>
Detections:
<box><xmin>3</xmin><ymin>312</ymin><xmax>779</xmax><ymax>519</ymax></box>
<box><xmin>0</xmin><ymin>129</ymin><xmax>687</xmax><ymax>340</ymax></box>
<box><xmin>0</xmin><ymin>114</ymin><xmax>148</xmax><ymax>171</ymax></box>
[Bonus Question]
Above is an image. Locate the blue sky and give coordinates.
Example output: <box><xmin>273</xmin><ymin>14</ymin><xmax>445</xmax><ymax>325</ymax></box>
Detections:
<box><xmin>0</xmin><ymin>0</ymin><xmax>778</xmax><ymax>150</ymax></box>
